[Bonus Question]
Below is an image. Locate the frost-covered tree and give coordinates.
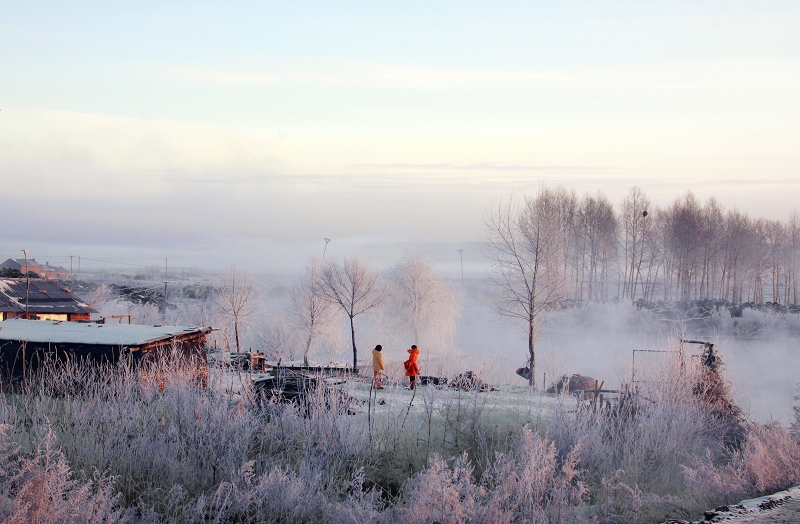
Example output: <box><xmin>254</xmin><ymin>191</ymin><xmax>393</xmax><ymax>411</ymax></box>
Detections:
<box><xmin>576</xmin><ymin>191</ymin><xmax>618</xmax><ymax>301</ymax></box>
<box><xmin>318</xmin><ymin>257</ymin><xmax>386</xmax><ymax>371</ymax></box>
<box><xmin>216</xmin><ymin>266</ymin><xmax>260</xmax><ymax>352</ymax></box>
<box><xmin>86</xmin><ymin>282</ymin><xmax>113</xmax><ymax>310</ymax></box>
<box><xmin>620</xmin><ymin>186</ymin><xmax>652</xmax><ymax>302</ymax></box>
<box><xmin>291</xmin><ymin>257</ymin><xmax>336</xmax><ymax>365</ymax></box>
<box><xmin>789</xmin><ymin>210</ymin><xmax>800</xmax><ymax>305</ymax></box>
<box><xmin>388</xmin><ymin>257</ymin><xmax>460</xmax><ymax>348</ymax></box>
<box><xmin>485</xmin><ymin>189</ymin><xmax>568</xmax><ymax>387</ymax></box>
<box><xmin>255</xmin><ymin>314</ymin><xmax>296</xmax><ymax>361</ymax></box>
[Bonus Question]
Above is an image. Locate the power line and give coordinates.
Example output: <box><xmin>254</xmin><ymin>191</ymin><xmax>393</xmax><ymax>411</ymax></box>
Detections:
<box><xmin>1</xmin><ymin>253</ymin><xmax>201</xmax><ymax>277</ymax></box>
<box><xmin>80</xmin><ymin>257</ymin><xmax>167</xmax><ymax>268</ymax></box>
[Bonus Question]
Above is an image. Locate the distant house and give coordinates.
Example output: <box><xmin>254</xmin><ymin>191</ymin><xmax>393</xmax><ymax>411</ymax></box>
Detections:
<box><xmin>0</xmin><ymin>259</ymin><xmax>70</xmax><ymax>279</ymax></box>
<box><xmin>40</xmin><ymin>262</ymin><xmax>70</xmax><ymax>279</ymax></box>
<box><xmin>0</xmin><ymin>278</ymin><xmax>97</xmax><ymax>321</ymax></box>
<box><xmin>1</xmin><ymin>258</ymin><xmax>39</xmax><ymax>276</ymax></box>
<box><xmin>0</xmin><ymin>319</ymin><xmax>212</xmax><ymax>383</ymax></box>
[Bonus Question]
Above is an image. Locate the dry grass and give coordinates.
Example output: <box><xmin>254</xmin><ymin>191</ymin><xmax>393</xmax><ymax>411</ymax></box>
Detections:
<box><xmin>0</xmin><ymin>352</ymin><xmax>797</xmax><ymax>523</ymax></box>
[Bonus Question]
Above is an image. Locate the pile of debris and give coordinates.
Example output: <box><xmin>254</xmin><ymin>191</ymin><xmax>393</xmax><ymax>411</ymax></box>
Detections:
<box><xmin>253</xmin><ymin>372</ymin><xmax>355</xmax><ymax>415</ymax></box>
<box><xmin>449</xmin><ymin>370</ymin><xmax>497</xmax><ymax>392</ymax></box>
<box><xmin>547</xmin><ymin>374</ymin><xmax>599</xmax><ymax>398</ymax></box>
<box><xmin>418</xmin><ymin>375</ymin><xmax>448</xmax><ymax>386</ymax></box>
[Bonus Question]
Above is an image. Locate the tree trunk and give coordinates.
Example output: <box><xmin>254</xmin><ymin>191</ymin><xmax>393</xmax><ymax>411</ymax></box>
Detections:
<box><xmin>234</xmin><ymin>318</ymin><xmax>241</xmax><ymax>352</ymax></box>
<box><xmin>350</xmin><ymin>315</ymin><xmax>357</xmax><ymax>372</ymax></box>
<box><xmin>528</xmin><ymin>313</ymin><xmax>536</xmax><ymax>388</ymax></box>
<box><xmin>304</xmin><ymin>333</ymin><xmax>312</xmax><ymax>366</ymax></box>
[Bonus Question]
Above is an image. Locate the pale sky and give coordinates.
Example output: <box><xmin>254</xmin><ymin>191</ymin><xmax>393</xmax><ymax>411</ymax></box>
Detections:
<box><xmin>2</xmin><ymin>2</ymin><xmax>800</xmax><ymax>271</ymax></box>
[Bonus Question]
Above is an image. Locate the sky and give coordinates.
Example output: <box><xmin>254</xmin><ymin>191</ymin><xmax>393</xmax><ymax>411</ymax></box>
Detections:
<box><xmin>2</xmin><ymin>2</ymin><xmax>800</xmax><ymax>272</ymax></box>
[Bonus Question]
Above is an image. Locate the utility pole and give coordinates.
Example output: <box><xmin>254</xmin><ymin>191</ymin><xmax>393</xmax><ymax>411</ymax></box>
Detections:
<box><xmin>163</xmin><ymin>258</ymin><xmax>168</xmax><ymax>312</ymax></box>
<box><xmin>458</xmin><ymin>248</ymin><xmax>464</xmax><ymax>289</ymax></box>
<box><xmin>69</xmin><ymin>255</ymin><xmax>74</xmax><ymax>275</ymax></box>
<box><xmin>21</xmin><ymin>249</ymin><xmax>29</xmax><ymax>318</ymax></box>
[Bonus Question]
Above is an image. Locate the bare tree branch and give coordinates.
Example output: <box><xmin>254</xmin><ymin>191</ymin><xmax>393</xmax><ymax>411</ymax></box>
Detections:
<box><xmin>317</xmin><ymin>257</ymin><xmax>386</xmax><ymax>371</ymax></box>
<box><xmin>216</xmin><ymin>266</ymin><xmax>260</xmax><ymax>353</ymax></box>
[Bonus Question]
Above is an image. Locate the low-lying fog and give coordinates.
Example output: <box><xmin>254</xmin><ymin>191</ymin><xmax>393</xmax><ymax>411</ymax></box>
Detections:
<box><xmin>86</xmin><ymin>269</ymin><xmax>800</xmax><ymax>426</ymax></box>
<box><xmin>455</xmin><ymin>281</ymin><xmax>800</xmax><ymax>426</ymax></box>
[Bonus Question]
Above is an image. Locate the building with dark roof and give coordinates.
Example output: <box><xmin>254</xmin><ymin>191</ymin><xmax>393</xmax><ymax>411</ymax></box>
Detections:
<box><xmin>0</xmin><ymin>319</ymin><xmax>212</xmax><ymax>383</ymax></box>
<box><xmin>0</xmin><ymin>278</ymin><xmax>97</xmax><ymax>321</ymax></box>
<box><xmin>1</xmin><ymin>259</ymin><xmax>70</xmax><ymax>279</ymax></box>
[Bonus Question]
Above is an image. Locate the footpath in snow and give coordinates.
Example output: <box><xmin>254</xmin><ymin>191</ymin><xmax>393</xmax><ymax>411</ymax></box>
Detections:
<box><xmin>669</xmin><ymin>485</ymin><xmax>800</xmax><ymax>523</ymax></box>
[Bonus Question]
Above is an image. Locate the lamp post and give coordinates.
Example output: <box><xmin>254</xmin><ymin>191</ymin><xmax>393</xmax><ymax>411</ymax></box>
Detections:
<box><xmin>323</xmin><ymin>238</ymin><xmax>331</xmax><ymax>259</ymax></box>
<box><xmin>458</xmin><ymin>248</ymin><xmax>464</xmax><ymax>289</ymax></box>
<box><xmin>21</xmin><ymin>249</ymin><xmax>29</xmax><ymax>318</ymax></box>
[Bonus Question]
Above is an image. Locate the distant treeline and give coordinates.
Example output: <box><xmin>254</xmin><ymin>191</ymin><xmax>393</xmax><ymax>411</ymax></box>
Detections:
<box><xmin>529</xmin><ymin>186</ymin><xmax>799</xmax><ymax>306</ymax></box>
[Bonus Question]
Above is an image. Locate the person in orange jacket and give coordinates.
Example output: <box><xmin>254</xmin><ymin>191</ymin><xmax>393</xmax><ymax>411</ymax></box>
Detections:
<box><xmin>404</xmin><ymin>344</ymin><xmax>420</xmax><ymax>390</ymax></box>
<box><xmin>372</xmin><ymin>344</ymin><xmax>385</xmax><ymax>389</ymax></box>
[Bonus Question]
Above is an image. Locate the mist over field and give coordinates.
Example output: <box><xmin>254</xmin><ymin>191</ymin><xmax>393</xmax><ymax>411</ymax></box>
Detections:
<box><xmin>62</xmin><ymin>263</ymin><xmax>800</xmax><ymax>426</ymax></box>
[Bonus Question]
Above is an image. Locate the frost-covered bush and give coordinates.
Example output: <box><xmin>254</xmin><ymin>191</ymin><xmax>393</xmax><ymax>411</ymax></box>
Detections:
<box><xmin>741</xmin><ymin>423</ymin><xmax>800</xmax><ymax>493</ymax></box>
<box><xmin>388</xmin><ymin>428</ymin><xmax>587</xmax><ymax>524</ymax></box>
<box><xmin>544</xmin><ymin>359</ymin><xmax>732</xmax><ymax>522</ymax></box>
<box><xmin>393</xmin><ymin>453</ymin><xmax>482</xmax><ymax>524</ymax></box>
<box><xmin>681</xmin><ymin>421</ymin><xmax>800</xmax><ymax>512</ymax></box>
<box><xmin>1</xmin><ymin>360</ymin><xmax>265</xmax><ymax>513</ymax></box>
<box><xmin>0</xmin><ymin>424</ymin><xmax>121</xmax><ymax>524</ymax></box>
<box><xmin>681</xmin><ymin>450</ymin><xmax>749</xmax><ymax>511</ymax></box>
<box><xmin>478</xmin><ymin>427</ymin><xmax>587</xmax><ymax>523</ymax></box>
<box><xmin>3</xmin><ymin>341</ymin><xmax>800</xmax><ymax>523</ymax></box>
<box><xmin>792</xmin><ymin>385</ymin><xmax>800</xmax><ymax>441</ymax></box>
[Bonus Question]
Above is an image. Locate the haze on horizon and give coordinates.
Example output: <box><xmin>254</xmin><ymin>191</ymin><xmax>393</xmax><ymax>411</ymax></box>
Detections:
<box><xmin>2</xmin><ymin>2</ymin><xmax>799</xmax><ymax>271</ymax></box>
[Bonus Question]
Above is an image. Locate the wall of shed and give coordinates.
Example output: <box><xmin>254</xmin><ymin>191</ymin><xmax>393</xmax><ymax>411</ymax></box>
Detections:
<box><xmin>0</xmin><ymin>312</ymin><xmax>91</xmax><ymax>322</ymax></box>
<box><xmin>0</xmin><ymin>333</ymin><xmax>209</xmax><ymax>385</ymax></box>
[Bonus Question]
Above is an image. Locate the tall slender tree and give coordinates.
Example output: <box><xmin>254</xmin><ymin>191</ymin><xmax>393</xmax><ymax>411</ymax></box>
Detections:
<box><xmin>486</xmin><ymin>189</ymin><xmax>567</xmax><ymax>387</ymax></box>
<box><xmin>318</xmin><ymin>257</ymin><xmax>386</xmax><ymax>371</ymax></box>
<box><xmin>216</xmin><ymin>266</ymin><xmax>260</xmax><ymax>352</ymax></box>
<box><xmin>291</xmin><ymin>257</ymin><xmax>336</xmax><ymax>366</ymax></box>
<box><xmin>620</xmin><ymin>186</ymin><xmax>651</xmax><ymax>302</ymax></box>
<box><xmin>577</xmin><ymin>191</ymin><xmax>618</xmax><ymax>301</ymax></box>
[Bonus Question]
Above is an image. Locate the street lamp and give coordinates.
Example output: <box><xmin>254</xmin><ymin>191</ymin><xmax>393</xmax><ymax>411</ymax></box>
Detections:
<box><xmin>323</xmin><ymin>238</ymin><xmax>331</xmax><ymax>259</ymax></box>
<box><xmin>21</xmin><ymin>249</ymin><xmax>29</xmax><ymax>318</ymax></box>
<box><xmin>458</xmin><ymin>249</ymin><xmax>464</xmax><ymax>288</ymax></box>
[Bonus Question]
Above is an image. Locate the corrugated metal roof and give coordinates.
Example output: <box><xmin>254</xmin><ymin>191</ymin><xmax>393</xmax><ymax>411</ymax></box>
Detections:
<box><xmin>0</xmin><ymin>319</ymin><xmax>212</xmax><ymax>346</ymax></box>
<box><xmin>1</xmin><ymin>259</ymin><xmax>27</xmax><ymax>270</ymax></box>
<box><xmin>0</xmin><ymin>278</ymin><xmax>97</xmax><ymax>314</ymax></box>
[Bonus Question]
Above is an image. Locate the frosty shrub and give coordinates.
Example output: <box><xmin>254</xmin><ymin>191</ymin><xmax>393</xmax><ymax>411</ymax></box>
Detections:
<box><xmin>792</xmin><ymin>385</ymin><xmax>800</xmax><ymax>441</ymax></box>
<box><xmin>741</xmin><ymin>422</ymin><xmax>800</xmax><ymax>493</ymax></box>
<box><xmin>544</xmin><ymin>358</ymin><xmax>727</xmax><ymax>522</ymax></box>
<box><xmin>682</xmin><ymin>421</ymin><xmax>800</xmax><ymax>511</ymax></box>
<box><xmin>389</xmin><ymin>428</ymin><xmax>587</xmax><ymax>524</ymax></box>
<box><xmin>0</xmin><ymin>354</ymin><xmax>265</xmax><ymax>513</ymax></box>
<box><xmin>681</xmin><ymin>450</ymin><xmax>749</xmax><ymax>511</ymax></box>
<box><xmin>478</xmin><ymin>427</ymin><xmax>587</xmax><ymax>523</ymax></box>
<box><xmin>393</xmin><ymin>453</ymin><xmax>482</xmax><ymax>524</ymax></box>
<box><xmin>181</xmin><ymin>461</ymin><xmax>325</xmax><ymax>523</ymax></box>
<box><xmin>3</xmin><ymin>334</ymin><xmax>800</xmax><ymax>522</ymax></box>
<box><xmin>0</xmin><ymin>424</ymin><xmax>121</xmax><ymax>524</ymax></box>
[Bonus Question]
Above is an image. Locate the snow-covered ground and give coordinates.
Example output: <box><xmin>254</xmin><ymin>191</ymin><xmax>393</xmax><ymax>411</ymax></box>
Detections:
<box><xmin>679</xmin><ymin>485</ymin><xmax>800</xmax><ymax>523</ymax></box>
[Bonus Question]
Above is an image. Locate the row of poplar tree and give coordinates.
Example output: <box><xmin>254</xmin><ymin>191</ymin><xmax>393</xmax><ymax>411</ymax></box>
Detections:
<box><xmin>487</xmin><ymin>185</ymin><xmax>800</xmax><ymax>308</ymax></box>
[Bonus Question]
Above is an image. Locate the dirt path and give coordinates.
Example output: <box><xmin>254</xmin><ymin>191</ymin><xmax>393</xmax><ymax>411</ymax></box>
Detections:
<box><xmin>673</xmin><ymin>485</ymin><xmax>800</xmax><ymax>523</ymax></box>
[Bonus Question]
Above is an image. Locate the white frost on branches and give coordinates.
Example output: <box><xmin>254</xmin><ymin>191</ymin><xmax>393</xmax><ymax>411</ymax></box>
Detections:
<box><xmin>387</xmin><ymin>257</ymin><xmax>460</xmax><ymax>350</ymax></box>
